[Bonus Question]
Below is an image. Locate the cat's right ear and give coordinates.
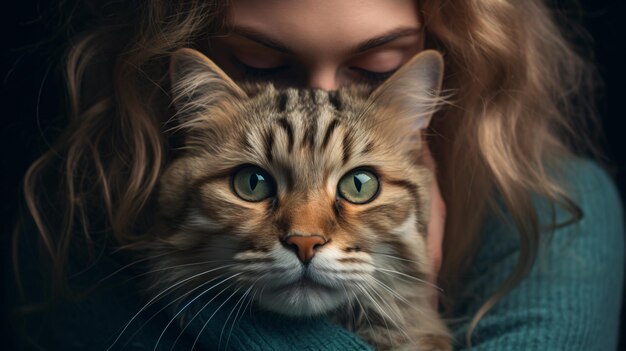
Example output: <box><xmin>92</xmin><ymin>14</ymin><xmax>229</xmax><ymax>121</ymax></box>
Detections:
<box><xmin>169</xmin><ymin>48</ymin><xmax>247</xmax><ymax>115</ymax></box>
<box><xmin>369</xmin><ymin>50</ymin><xmax>444</xmax><ymax>132</ymax></box>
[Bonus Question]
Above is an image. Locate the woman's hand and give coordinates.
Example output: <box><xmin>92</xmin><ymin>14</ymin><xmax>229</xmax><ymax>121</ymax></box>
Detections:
<box><xmin>422</xmin><ymin>143</ymin><xmax>446</xmax><ymax>308</ymax></box>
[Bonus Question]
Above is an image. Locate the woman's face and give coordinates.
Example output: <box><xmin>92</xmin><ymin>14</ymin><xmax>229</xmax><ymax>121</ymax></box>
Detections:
<box><xmin>208</xmin><ymin>0</ymin><xmax>423</xmax><ymax>90</ymax></box>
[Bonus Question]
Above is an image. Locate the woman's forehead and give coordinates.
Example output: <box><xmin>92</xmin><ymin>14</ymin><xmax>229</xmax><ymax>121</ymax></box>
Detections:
<box><xmin>227</xmin><ymin>0</ymin><xmax>421</xmax><ymax>57</ymax></box>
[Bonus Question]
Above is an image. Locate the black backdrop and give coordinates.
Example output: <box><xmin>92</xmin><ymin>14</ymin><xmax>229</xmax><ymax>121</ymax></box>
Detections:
<box><xmin>1</xmin><ymin>1</ymin><xmax>625</xmax><ymax>350</ymax></box>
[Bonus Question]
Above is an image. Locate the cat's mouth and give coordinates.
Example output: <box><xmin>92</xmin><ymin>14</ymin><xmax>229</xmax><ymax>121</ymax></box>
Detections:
<box><xmin>271</xmin><ymin>277</ymin><xmax>337</xmax><ymax>294</ymax></box>
<box><xmin>256</xmin><ymin>269</ymin><xmax>348</xmax><ymax>316</ymax></box>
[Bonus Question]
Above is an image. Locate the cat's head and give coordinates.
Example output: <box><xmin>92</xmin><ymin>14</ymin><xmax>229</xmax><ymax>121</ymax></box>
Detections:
<box><xmin>149</xmin><ymin>48</ymin><xmax>444</xmax><ymax>317</ymax></box>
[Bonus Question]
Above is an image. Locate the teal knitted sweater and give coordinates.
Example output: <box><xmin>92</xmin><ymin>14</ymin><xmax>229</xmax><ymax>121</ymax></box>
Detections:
<box><xmin>10</xmin><ymin>159</ymin><xmax>624</xmax><ymax>350</ymax></box>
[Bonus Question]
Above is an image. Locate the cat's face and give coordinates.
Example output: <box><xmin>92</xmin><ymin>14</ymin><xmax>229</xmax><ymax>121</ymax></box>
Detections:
<box><xmin>148</xmin><ymin>48</ymin><xmax>443</xmax><ymax>317</ymax></box>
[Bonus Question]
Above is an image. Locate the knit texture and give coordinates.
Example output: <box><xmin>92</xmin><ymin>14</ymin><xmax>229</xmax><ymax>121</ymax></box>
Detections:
<box><xmin>9</xmin><ymin>158</ymin><xmax>624</xmax><ymax>350</ymax></box>
<box><xmin>450</xmin><ymin>159</ymin><xmax>625</xmax><ymax>350</ymax></box>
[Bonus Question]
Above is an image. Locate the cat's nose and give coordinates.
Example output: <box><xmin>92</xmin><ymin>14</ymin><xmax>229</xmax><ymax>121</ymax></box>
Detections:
<box><xmin>282</xmin><ymin>235</ymin><xmax>328</xmax><ymax>263</ymax></box>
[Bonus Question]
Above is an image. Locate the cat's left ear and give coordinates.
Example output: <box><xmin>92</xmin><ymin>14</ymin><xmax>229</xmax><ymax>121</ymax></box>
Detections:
<box><xmin>369</xmin><ymin>50</ymin><xmax>444</xmax><ymax>131</ymax></box>
<box><xmin>169</xmin><ymin>48</ymin><xmax>247</xmax><ymax>114</ymax></box>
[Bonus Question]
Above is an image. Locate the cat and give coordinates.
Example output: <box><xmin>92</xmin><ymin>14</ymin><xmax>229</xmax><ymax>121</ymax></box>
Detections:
<box><xmin>140</xmin><ymin>47</ymin><xmax>451</xmax><ymax>351</ymax></box>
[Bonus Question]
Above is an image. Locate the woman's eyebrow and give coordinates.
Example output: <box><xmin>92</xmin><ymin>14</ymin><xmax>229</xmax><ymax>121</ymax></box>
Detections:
<box><xmin>227</xmin><ymin>26</ymin><xmax>292</xmax><ymax>53</ymax></box>
<box><xmin>226</xmin><ymin>25</ymin><xmax>421</xmax><ymax>54</ymax></box>
<box><xmin>352</xmin><ymin>27</ymin><xmax>421</xmax><ymax>53</ymax></box>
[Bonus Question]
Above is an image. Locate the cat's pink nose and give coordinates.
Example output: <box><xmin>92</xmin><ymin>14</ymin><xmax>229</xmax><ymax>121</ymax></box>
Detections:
<box><xmin>284</xmin><ymin>235</ymin><xmax>327</xmax><ymax>263</ymax></box>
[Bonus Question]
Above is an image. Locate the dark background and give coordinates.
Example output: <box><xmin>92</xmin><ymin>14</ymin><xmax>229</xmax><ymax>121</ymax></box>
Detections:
<box><xmin>1</xmin><ymin>1</ymin><xmax>625</xmax><ymax>350</ymax></box>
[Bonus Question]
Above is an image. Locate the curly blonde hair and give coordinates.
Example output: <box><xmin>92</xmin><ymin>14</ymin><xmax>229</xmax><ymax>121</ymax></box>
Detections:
<box><xmin>17</xmin><ymin>0</ymin><xmax>600</xmax><ymax>344</ymax></box>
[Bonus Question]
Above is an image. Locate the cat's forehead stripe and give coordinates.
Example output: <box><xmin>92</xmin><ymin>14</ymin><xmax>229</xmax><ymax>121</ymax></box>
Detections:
<box><xmin>276</xmin><ymin>117</ymin><xmax>295</xmax><ymax>153</ymax></box>
<box><xmin>301</xmin><ymin>112</ymin><xmax>317</xmax><ymax>150</ymax></box>
<box><xmin>263</xmin><ymin>88</ymin><xmax>371</xmax><ymax>169</ymax></box>
<box><xmin>277</xmin><ymin>88</ymin><xmax>336</xmax><ymax>113</ymax></box>
<box><xmin>271</xmin><ymin>89</ymin><xmax>342</xmax><ymax>153</ymax></box>
<box><xmin>342</xmin><ymin>128</ymin><xmax>353</xmax><ymax>166</ymax></box>
<box><xmin>264</xmin><ymin>130</ymin><xmax>275</xmax><ymax>162</ymax></box>
<box><xmin>328</xmin><ymin>90</ymin><xmax>342</xmax><ymax>111</ymax></box>
<box><xmin>277</xmin><ymin>91</ymin><xmax>288</xmax><ymax>113</ymax></box>
<box><xmin>361</xmin><ymin>140</ymin><xmax>375</xmax><ymax>156</ymax></box>
<box><xmin>321</xmin><ymin>118</ymin><xmax>340</xmax><ymax>151</ymax></box>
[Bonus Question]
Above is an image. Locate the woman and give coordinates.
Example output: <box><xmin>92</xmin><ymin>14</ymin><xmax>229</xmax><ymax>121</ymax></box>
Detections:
<box><xmin>11</xmin><ymin>0</ymin><xmax>624</xmax><ymax>350</ymax></box>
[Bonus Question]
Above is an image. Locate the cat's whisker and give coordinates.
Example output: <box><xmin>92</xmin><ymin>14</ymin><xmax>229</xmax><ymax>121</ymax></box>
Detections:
<box><xmin>359</xmin><ymin>283</ymin><xmax>416</xmax><ymax>347</ymax></box>
<box><xmin>228</xmin><ymin>278</ymin><xmax>263</xmax><ymax>350</ymax></box>
<box><xmin>371</xmin><ymin>286</ymin><xmax>418</xmax><ymax>346</ymax></box>
<box><xmin>258</xmin><ymin>284</ymin><xmax>267</xmax><ymax>300</ymax></box>
<box><xmin>154</xmin><ymin>273</ymin><xmax>243</xmax><ymax>351</ymax></box>
<box><xmin>365</xmin><ymin>283</ymin><xmax>404</xmax><ymax>322</ymax></box>
<box><xmin>218</xmin><ymin>288</ymin><xmax>248</xmax><ymax>347</ymax></box>
<box><xmin>375</xmin><ymin>267</ymin><xmax>443</xmax><ymax>292</ymax></box>
<box><xmin>106</xmin><ymin>264</ymin><xmax>236</xmax><ymax>351</ymax></box>
<box><xmin>370</xmin><ymin>277</ymin><xmax>413</xmax><ymax>306</ymax></box>
<box><xmin>245</xmin><ymin>287</ymin><xmax>259</xmax><ymax>318</ymax></box>
<box><xmin>372</xmin><ymin>277</ymin><xmax>431</xmax><ymax>317</ymax></box>
<box><xmin>190</xmin><ymin>285</ymin><xmax>244</xmax><ymax>351</ymax></box>
<box><xmin>339</xmin><ymin>283</ymin><xmax>355</xmax><ymax>328</ymax></box>
<box><xmin>347</xmin><ymin>285</ymin><xmax>374</xmax><ymax>341</ymax></box>
<box><xmin>116</xmin><ymin>285</ymin><xmax>192</xmax><ymax>351</ymax></box>
<box><xmin>96</xmin><ymin>251</ymin><xmax>174</xmax><ymax>285</ymax></box>
<box><xmin>168</xmin><ymin>280</ymin><xmax>241</xmax><ymax>351</ymax></box>
<box><xmin>370</xmin><ymin>251</ymin><xmax>422</xmax><ymax>265</ymax></box>
<box><xmin>355</xmin><ymin>283</ymin><xmax>396</xmax><ymax>347</ymax></box>
<box><xmin>221</xmin><ymin>282</ymin><xmax>257</xmax><ymax>350</ymax></box>
<box><xmin>339</xmin><ymin>282</ymin><xmax>357</xmax><ymax>330</ymax></box>
<box><xmin>127</xmin><ymin>259</ymin><xmax>236</xmax><ymax>282</ymax></box>
<box><xmin>116</xmin><ymin>272</ymin><xmax>232</xmax><ymax>350</ymax></box>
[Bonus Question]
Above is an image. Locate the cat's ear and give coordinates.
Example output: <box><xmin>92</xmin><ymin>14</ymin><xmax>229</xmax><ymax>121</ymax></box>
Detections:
<box><xmin>169</xmin><ymin>48</ymin><xmax>247</xmax><ymax>114</ymax></box>
<box><xmin>369</xmin><ymin>50</ymin><xmax>444</xmax><ymax>131</ymax></box>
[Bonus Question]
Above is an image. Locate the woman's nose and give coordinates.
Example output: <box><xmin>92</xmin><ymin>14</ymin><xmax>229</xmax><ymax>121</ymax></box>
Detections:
<box><xmin>306</xmin><ymin>66</ymin><xmax>339</xmax><ymax>90</ymax></box>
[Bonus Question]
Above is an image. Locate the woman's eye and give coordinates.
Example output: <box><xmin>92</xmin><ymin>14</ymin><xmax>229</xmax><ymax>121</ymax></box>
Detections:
<box><xmin>232</xmin><ymin>165</ymin><xmax>276</xmax><ymax>202</ymax></box>
<box><xmin>233</xmin><ymin>58</ymin><xmax>288</xmax><ymax>79</ymax></box>
<box><xmin>350</xmin><ymin>67</ymin><xmax>397</xmax><ymax>84</ymax></box>
<box><xmin>337</xmin><ymin>169</ymin><xmax>380</xmax><ymax>204</ymax></box>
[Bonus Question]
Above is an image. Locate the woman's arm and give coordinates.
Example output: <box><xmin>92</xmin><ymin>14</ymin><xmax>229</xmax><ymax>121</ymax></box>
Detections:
<box><xmin>10</xmin><ymin>227</ymin><xmax>373</xmax><ymax>350</ymax></box>
<box><xmin>185</xmin><ymin>302</ymin><xmax>372</xmax><ymax>351</ymax></box>
<box><xmin>452</xmin><ymin>159</ymin><xmax>625</xmax><ymax>350</ymax></box>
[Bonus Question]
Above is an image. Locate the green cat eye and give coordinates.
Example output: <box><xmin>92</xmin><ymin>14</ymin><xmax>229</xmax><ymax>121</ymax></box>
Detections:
<box><xmin>337</xmin><ymin>169</ymin><xmax>380</xmax><ymax>204</ymax></box>
<box><xmin>232</xmin><ymin>165</ymin><xmax>275</xmax><ymax>202</ymax></box>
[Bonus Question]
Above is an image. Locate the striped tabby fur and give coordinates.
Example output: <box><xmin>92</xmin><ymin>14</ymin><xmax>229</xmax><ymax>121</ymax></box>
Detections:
<box><xmin>141</xmin><ymin>48</ymin><xmax>451</xmax><ymax>350</ymax></box>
